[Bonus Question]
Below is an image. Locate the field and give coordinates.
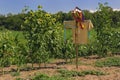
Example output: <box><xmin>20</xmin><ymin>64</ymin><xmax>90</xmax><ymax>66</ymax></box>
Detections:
<box><xmin>0</xmin><ymin>56</ymin><xmax>120</xmax><ymax>80</ymax></box>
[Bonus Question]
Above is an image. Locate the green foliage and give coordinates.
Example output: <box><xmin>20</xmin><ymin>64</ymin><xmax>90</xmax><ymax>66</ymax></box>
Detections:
<box><xmin>11</xmin><ymin>34</ymin><xmax>27</xmax><ymax>73</ymax></box>
<box><xmin>58</xmin><ymin>69</ymin><xmax>79</xmax><ymax>77</ymax></box>
<box><xmin>61</xmin><ymin>39</ymin><xmax>75</xmax><ymax>62</ymax></box>
<box><xmin>90</xmin><ymin>3</ymin><xmax>120</xmax><ymax>57</ymax></box>
<box><xmin>22</xmin><ymin>5</ymin><xmax>63</xmax><ymax>67</ymax></box>
<box><xmin>111</xmin><ymin>11</ymin><xmax>120</xmax><ymax>28</ymax></box>
<box><xmin>0</xmin><ymin>13</ymin><xmax>25</xmax><ymax>31</ymax></box>
<box><xmin>16</xmin><ymin>78</ymin><xmax>24</xmax><ymax>80</ymax></box>
<box><xmin>110</xmin><ymin>29</ymin><xmax>120</xmax><ymax>53</ymax></box>
<box><xmin>53</xmin><ymin>11</ymin><xmax>73</xmax><ymax>23</ymax></box>
<box><xmin>0</xmin><ymin>31</ymin><xmax>13</xmax><ymax>67</ymax></box>
<box><xmin>32</xmin><ymin>73</ymin><xmax>67</xmax><ymax>80</ymax></box>
<box><xmin>32</xmin><ymin>73</ymin><xmax>49</xmax><ymax>80</ymax></box>
<box><xmin>94</xmin><ymin>3</ymin><xmax>112</xmax><ymax>57</ymax></box>
<box><xmin>60</xmin><ymin>28</ymin><xmax>75</xmax><ymax>62</ymax></box>
<box><xmin>81</xmin><ymin>70</ymin><xmax>106</xmax><ymax>76</ymax></box>
<box><xmin>78</xmin><ymin>45</ymin><xmax>89</xmax><ymax>57</ymax></box>
<box><xmin>58</xmin><ymin>69</ymin><xmax>106</xmax><ymax>77</ymax></box>
<box><xmin>0</xmin><ymin>30</ymin><xmax>27</xmax><ymax>72</ymax></box>
<box><xmin>49</xmin><ymin>76</ymin><xmax>67</xmax><ymax>80</ymax></box>
<box><xmin>11</xmin><ymin>72</ymin><xmax>20</xmax><ymax>77</ymax></box>
<box><xmin>95</xmin><ymin>57</ymin><xmax>120</xmax><ymax>67</ymax></box>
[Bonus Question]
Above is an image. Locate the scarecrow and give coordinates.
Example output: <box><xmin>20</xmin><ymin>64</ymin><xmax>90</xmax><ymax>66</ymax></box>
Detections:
<box><xmin>72</xmin><ymin>7</ymin><xmax>85</xmax><ymax>29</ymax></box>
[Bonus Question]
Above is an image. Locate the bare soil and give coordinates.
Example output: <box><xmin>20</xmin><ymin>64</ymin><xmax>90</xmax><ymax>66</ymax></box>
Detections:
<box><xmin>0</xmin><ymin>56</ymin><xmax>120</xmax><ymax>80</ymax></box>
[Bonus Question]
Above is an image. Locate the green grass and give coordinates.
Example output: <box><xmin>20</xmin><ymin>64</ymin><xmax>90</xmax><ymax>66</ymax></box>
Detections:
<box><xmin>95</xmin><ymin>57</ymin><xmax>120</xmax><ymax>67</ymax></box>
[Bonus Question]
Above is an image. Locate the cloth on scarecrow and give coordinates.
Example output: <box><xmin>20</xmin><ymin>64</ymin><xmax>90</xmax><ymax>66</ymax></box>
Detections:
<box><xmin>72</xmin><ymin>7</ymin><xmax>85</xmax><ymax>29</ymax></box>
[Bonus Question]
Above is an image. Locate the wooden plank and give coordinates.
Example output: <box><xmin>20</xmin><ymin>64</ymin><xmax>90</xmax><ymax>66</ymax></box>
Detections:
<box><xmin>72</xmin><ymin>20</ymin><xmax>93</xmax><ymax>44</ymax></box>
<box><xmin>64</xmin><ymin>20</ymin><xmax>93</xmax><ymax>44</ymax></box>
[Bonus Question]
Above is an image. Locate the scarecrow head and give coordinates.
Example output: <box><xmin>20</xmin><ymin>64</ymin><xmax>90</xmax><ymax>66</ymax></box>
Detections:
<box><xmin>72</xmin><ymin>7</ymin><xmax>85</xmax><ymax>29</ymax></box>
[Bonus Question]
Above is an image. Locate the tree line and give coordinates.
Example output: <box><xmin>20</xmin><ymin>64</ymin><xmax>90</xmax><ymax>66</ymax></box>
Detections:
<box><xmin>0</xmin><ymin>4</ymin><xmax>120</xmax><ymax>31</ymax></box>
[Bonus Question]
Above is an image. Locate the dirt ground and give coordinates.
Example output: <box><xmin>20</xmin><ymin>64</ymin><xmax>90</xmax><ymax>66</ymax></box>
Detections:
<box><xmin>0</xmin><ymin>56</ymin><xmax>120</xmax><ymax>80</ymax></box>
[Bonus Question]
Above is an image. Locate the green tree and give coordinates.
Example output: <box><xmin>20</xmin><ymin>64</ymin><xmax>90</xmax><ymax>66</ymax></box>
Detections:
<box><xmin>12</xmin><ymin>34</ymin><xmax>27</xmax><ymax>72</ymax></box>
<box><xmin>0</xmin><ymin>31</ymin><xmax>13</xmax><ymax>74</ymax></box>
<box><xmin>22</xmin><ymin>6</ymin><xmax>63</xmax><ymax>68</ymax></box>
<box><xmin>111</xmin><ymin>11</ymin><xmax>120</xmax><ymax>28</ymax></box>
<box><xmin>93</xmin><ymin>3</ymin><xmax>115</xmax><ymax>57</ymax></box>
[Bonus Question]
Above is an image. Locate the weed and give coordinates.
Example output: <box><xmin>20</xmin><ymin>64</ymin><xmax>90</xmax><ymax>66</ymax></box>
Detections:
<box><xmin>11</xmin><ymin>72</ymin><xmax>20</xmax><ymax>77</ymax></box>
<box><xmin>95</xmin><ymin>57</ymin><xmax>120</xmax><ymax>67</ymax></box>
<box><xmin>16</xmin><ymin>78</ymin><xmax>24</xmax><ymax>80</ymax></box>
<box><xmin>58</xmin><ymin>69</ymin><xmax>106</xmax><ymax>77</ymax></box>
<box><xmin>31</xmin><ymin>73</ymin><xmax>68</xmax><ymax>80</ymax></box>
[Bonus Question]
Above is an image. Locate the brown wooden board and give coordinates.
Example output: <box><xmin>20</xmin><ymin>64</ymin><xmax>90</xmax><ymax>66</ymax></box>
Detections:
<box><xmin>72</xmin><ymin>20</ymin><xmax>93</xmax><ymax>44</ymax></box>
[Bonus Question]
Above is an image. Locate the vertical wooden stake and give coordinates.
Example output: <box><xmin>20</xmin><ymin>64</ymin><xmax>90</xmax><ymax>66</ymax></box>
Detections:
<box><xmin>75</xmin><ymin>22</ymin><xmax>78</xmax><ymax>69</ymax></box>
<box><xmin>75</xmin><ymin>44</ymin><xmax>78</xmax><ymax>69</ymax></box>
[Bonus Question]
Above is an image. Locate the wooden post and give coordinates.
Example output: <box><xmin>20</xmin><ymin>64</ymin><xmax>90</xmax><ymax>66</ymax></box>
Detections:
<box><xmin>75</xmin><ymin>44</ymin><xmax>78</xmax><ymax>69</ymax></box>
<box><xmin>75</xmin><ymin>22</ymin><xmax>78</xmax><ymax>69</ymax></box>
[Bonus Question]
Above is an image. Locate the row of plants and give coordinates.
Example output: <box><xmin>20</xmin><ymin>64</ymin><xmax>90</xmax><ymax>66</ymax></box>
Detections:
<box><xmin>95</xmin><ymin>57</ymin><xmax>120</xmax><ymax>67</ymax></box>
<box><xmin>15</xmin><ymin>69</ymin><xmax>106</xmax><ymax>80</ymax></box>
<box><xmin>58</xmin><ymin>69</ymin><xmax>106</xmax><ymax>77</ymax></box>
<box><xmin>16</xmin><ymin>73</ymin><xmax>67</xmax><ymax>80</ymax></box>
<box><xmin>0</xmin><ymin>30</ymin><xmax>28</xmax><ymax>74</ymax></box>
